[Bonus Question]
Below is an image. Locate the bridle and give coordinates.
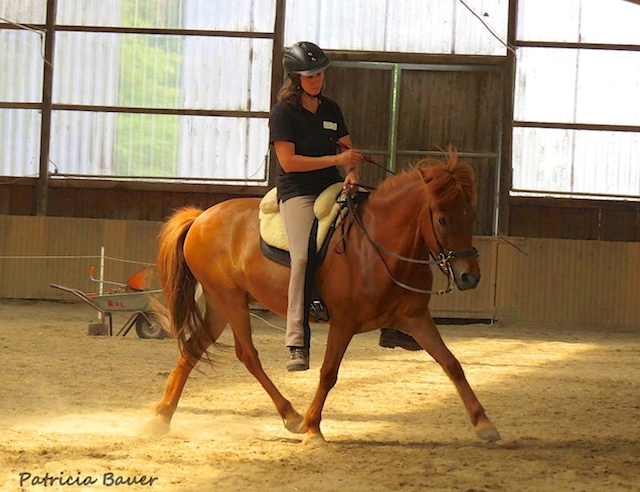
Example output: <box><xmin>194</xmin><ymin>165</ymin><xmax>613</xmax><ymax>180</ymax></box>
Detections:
<box><xmin>343</xmin><ymin>190</ymin><xmax>478</xmax><ymax>295</ymax></box>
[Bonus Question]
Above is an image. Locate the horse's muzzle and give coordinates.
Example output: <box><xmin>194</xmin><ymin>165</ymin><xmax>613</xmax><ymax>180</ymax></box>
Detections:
<box><xmin>455</xmin><ymin>271</ymin><xmax>481</xmax><ymax>290</ymax></box>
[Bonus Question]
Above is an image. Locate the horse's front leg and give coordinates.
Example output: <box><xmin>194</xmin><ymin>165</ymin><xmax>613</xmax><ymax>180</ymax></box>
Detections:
<box><xmin>302</xmin><ymin>325</ymin><xmax>354</xmax><ymax>446</ymax></box>
<box><xmin>406</xmin><ymin>317</ymin><xmax>501</xmax><ymax>442</ymax></box>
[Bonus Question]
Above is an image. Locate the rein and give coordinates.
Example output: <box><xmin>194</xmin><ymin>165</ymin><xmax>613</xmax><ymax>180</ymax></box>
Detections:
<box><xmin>343</xmin><ymin>190</ymin><xmax>478</xmax><ymax>296</ymax></box>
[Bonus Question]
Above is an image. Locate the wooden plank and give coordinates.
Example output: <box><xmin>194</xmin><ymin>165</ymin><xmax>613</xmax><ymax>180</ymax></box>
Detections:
<box><xmin>397</xmin><ymin>70</ymin><xmax>502</xmax><ymax>153</ymax></box>
<box><xmin>1</xmin><ymin>216</ymin><xmax>639</xmax><ymax>329</ymax></box>
<box><xmin>494</xmin><ymin>237</ymin><xmax>640</xmax><ymax>328</ymax></box>
<box><xmin>430</xmin><ymin>237</ymin><xmax>497</xmax><ymax>319</ymax></box>
<box><xmin>0</xmin><ymin>216</ymin><xmax>162</xmax><ymax>299</ymax></box>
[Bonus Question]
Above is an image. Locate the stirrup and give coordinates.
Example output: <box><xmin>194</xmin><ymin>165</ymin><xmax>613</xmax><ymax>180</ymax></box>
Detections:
<box><xmin>309</xmin><ymin>299</ymin><xmax>329</xmax><ymax>322</ymax></box>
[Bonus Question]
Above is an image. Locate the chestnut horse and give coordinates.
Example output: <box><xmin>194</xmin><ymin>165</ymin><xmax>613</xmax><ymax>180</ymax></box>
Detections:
<box><xmin>145</xmin><ymin>152</ymin><xmax>500</xmax><ymax>445</ymax></box>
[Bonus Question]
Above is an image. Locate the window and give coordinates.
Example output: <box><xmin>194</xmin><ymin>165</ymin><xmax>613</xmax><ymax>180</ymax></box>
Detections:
<box><xmin>285</xmin><ymin>0</ymin><xmax>509</xmax><ymax>56</ymax></box>
<box><xmin>0</xmin><ymin>0</ymin><xmax>275</xmax><ymax>184</ymax></box>
<box><xmin>512</xmin><ymin>0</ymin><xmax>640</xmax><ymax>200</ymax></box>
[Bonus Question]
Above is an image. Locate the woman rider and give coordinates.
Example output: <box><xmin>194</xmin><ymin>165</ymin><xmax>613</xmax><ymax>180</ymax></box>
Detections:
<box><xmin>269</xmin><ymin>41</ymin><xmax>363</xmax><ymax>371</ymax></box>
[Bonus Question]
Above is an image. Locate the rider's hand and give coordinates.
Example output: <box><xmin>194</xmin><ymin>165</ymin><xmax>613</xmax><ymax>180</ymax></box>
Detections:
<box><xmin>342</xmin><ymin>170</ymin><xmax>359</xmax><ymax>192</ymax></box>
<box><xmin>336</xmin><ymin>148</ymin><xmax>364</xmax><ymax>167</ymax></box>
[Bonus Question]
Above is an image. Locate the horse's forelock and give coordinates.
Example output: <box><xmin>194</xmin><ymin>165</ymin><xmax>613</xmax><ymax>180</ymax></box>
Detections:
<box><xmin>421</xmin><ymin>153</ymin><xmax>477</xmax><ymax>209</ymax></box>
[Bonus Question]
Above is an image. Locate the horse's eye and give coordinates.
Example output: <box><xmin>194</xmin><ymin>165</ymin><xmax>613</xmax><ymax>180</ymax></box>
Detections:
<box><xmin>438</xmin><ymin>216</ymin><xmax>448</xmax><ymax>226</ymax></box>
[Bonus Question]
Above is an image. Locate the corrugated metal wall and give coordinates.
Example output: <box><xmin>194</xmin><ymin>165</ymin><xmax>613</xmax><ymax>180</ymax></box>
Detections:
<box><xmin>2</xmin><ymin>215</ymin><xmax>638</xmax><ymax>329</ymax></box>
<box><xmin>3</xmin><ymin>0</ymin><xmax>511</xmax><ymax>182</ymax></box>
<box><xmin>513</xmin><ymin>0</ymin><xmax>640</xmax><ymax>201</ymax></box>
<box><xmin>284</xmin><ymin>0</ymin><xmax>509</xmax><ymax>55</ymax></box>
<box><xmin>1</xmin><ymin>0</ymin><xmax>275</xmax><ymax>183</ymax></box>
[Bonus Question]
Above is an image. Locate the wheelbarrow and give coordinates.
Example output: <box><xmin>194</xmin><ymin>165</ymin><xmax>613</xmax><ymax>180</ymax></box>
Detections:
<box><xmin>51</xmin><ymin>266</ymin><xmax>169</xmax><ymax>339</ymax></box>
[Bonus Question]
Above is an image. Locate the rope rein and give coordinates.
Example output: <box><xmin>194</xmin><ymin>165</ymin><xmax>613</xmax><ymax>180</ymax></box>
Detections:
<box><xmin>335</xmin><ymin>142</ymin><xmax>477</xmax><ymax>295</ymax></box>
<box><xmin>342</xmin><ymin>190</ymin><xmax>465</xmax><ymax>296</ymax></box>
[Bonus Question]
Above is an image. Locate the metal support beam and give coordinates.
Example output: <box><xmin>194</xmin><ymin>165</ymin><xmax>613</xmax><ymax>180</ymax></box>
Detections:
<box><xmin>268</xmin><ymin>0</ymin><xmax>286</xmax><ymax>188</ymax></box>
<box><xmin>36</xmin><ymin>0</ymin><xmax>57</xmax><ymax>216</ymax></box>
<box><xmin>496</xmin><ymin>0</ymin><xmax>519</xmax><ymax>236</ymax></box>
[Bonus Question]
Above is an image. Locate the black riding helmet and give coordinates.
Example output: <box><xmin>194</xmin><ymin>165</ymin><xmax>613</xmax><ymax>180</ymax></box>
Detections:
<box><xmin>282</xmin><ymin>41</ymin><xmax>329</xmax><ymax>76</ymax></box>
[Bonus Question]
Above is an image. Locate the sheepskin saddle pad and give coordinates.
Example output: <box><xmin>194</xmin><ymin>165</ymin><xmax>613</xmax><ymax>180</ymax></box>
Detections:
<box><xmin>258</xmin><ymin>182</ymin><xmax>346</xmax><ymax>266</ymax></box>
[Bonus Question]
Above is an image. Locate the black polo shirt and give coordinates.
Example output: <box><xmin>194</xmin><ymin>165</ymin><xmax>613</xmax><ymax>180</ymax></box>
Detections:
<box><xmin>269</xmin><ymin>95</ymin><xmax>349</xmax><ymax>202</ymax></box>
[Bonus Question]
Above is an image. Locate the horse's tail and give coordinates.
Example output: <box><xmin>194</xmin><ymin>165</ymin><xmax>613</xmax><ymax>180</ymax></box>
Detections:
<box><xmin>155</xmin><ymin>206</ymin><xmax>208</xmax><ymax>362</ymax></box>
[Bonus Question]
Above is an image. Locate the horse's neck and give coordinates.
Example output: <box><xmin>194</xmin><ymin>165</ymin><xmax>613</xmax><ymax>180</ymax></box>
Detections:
<box><xmin>362</xmin><ymin>182</ymin><xmax>427</xmax><ymax>254</ymax></box>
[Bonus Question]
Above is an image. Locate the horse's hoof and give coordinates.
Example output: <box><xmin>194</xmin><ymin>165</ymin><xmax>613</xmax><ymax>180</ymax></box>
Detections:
<box><xmin>283</xmin><ymin>412</ymin><xmax>307</xmax><ymax>434</ymax></box>
<box><xmin>475</xmin><ymin>422</ymin><xmax>501</xmax><ymax>442</ymax></box>
<box><xmin>302</xmin><ymin>432</ymin><xmax>326</xmax><ymax>447</ymax></box>
<box><xmin>141</xmin><ymin>415</ymin><xmax>171</xmax><ymax>437</ymax></box>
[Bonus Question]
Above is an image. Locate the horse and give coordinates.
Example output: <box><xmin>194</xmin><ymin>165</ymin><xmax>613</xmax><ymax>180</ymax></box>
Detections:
<box><xmin>144</xmin><ymin>151</ymin><xmax>501</xmax><ymax>445</ymax></box>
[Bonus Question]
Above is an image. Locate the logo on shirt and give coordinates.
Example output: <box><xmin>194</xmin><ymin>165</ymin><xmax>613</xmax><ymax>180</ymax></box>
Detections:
<box><xmin>323</xmin><ymin>120</ymin><xmax>338</xmax><ymax>131</ymax></box>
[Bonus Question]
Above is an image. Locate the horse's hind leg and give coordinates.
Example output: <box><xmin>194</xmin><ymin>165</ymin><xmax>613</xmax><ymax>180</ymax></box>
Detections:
<box><xmin>223</xmin><ymin>296</ymin><xmax>306</xmax><ymax>434</ymax></box>
<box><xmin>143</xmin><ymin>296</ymin><xmax>226</xmax><ymax>436</ymax></box>
<box><xmin>406</xmin><ymin>318</ymin><xmax>501</xmax><ymax>442</ymax></box>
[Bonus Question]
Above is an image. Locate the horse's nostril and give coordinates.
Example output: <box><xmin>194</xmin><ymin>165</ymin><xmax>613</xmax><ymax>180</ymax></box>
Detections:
<box><xmin>461</xmin><ymin>273</ymin><xmax>480</xmax><ymax>289</ymax></box>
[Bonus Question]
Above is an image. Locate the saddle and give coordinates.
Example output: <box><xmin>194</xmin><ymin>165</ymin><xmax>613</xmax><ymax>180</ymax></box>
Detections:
<box><xmin>258</xmin><ymin>182</ymin><xmax>348</xmax><ymax>322</ymax></box>
<box><xmin>259</xmin><ymin>182</ymin><xmax>345</xmax><ymax>256</ymax></box>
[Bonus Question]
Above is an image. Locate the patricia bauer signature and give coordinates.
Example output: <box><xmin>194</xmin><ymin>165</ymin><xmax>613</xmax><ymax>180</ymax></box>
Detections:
<box><xmin>18</xmin><ymin>471</ymin><xmax>159</xmax><ymax>487</ymax></box>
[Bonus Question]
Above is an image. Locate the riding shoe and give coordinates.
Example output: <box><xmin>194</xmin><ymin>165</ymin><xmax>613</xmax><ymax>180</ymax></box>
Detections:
<box><xmin>379</xmin><ymin>328</ymin><xmax>422</xmax><ymax>351</ymax></box>
<box><xmin>286</xmin><ymin>347</ymin><xmax>309</xmax><ymax>372</ymax></box>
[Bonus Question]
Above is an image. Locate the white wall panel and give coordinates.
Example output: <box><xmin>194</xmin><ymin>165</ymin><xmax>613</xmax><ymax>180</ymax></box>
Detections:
<box><xmin>0</xmin><ymin>109</ymin><xmax>41</xmax><ymax>176</ymax></box>
<box><xmin>513</xmin><ymin>128</ymin><xmax>640</xmax><ymax>198</ymax></box>
<box><xmin>518</xmin><ymin>0</ymin><xmax>640</xmax><ymax>45</ymax></box>
<box><xmin>0</xmin><ymin>0</ymin><xmax>46</xmax><ymax>23</ymax></box>
<box><xmin>285</xmin><ymin>0</ymin><xmax>508</xmax><ymax>55</ymax></box>
<box><xmin>0</xmin><ymin>30</ymin><xmax>43</xmax><ymax>103</ymax></box>
<box><xmin>515</xmin><ymin>48</ymin><xmax>640</xmax><ymax>127</ymax></box>
<box><xmin>181</xmin><ymin>37</ymin><xmax>272</xmax><ymax>112</ymax></box>
<box><xmin>177</xmin><ymin>116</ymin><xmax>268</xmax><ymax>181</ymax></box>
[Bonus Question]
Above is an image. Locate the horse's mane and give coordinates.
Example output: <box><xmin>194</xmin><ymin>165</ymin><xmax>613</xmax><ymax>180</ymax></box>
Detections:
<box><xmin>376</xmin><ymin>149</ymin><xmax>477</xmax><ymax>209</ymax></box>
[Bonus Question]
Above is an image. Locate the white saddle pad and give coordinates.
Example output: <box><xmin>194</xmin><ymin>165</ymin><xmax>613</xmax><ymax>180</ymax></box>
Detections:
<box><xmin>259</xmin><ymin>182</ymin><xmax>345</xmax><ymax>252</ymax></box>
